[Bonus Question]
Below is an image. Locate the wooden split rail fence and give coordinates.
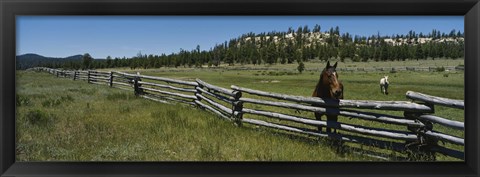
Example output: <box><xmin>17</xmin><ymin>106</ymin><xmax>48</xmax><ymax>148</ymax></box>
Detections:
<box><xmin>336</xmin><ymin>66</ymin><xmax>464</xmax><ymax>72</ymax></box>
<box><xmin>32</xmin><ymin>67</ymin><xmax>465</xmax><ymax>160</ymax></box>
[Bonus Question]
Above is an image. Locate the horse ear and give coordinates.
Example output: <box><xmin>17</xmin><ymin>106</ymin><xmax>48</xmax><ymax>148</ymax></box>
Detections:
<box><xmin>326</xmin><ymin>61</ymin><xmax>330</xmax><ymax>68</ymax></box>
<box><xmin>333</xmin><ymin>62</ymin><xmax>338</xmax><ymax>68</ymax></box>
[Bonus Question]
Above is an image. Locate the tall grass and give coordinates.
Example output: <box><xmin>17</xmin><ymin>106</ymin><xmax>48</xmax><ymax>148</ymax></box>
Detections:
<box><xmin>134</xmin><ymin>62</ymin><xmax>464</xmax><ymax>161</ymax></box>
<box><xmin>17</xmin><ymin>59</ymin><xmax>464</xmax><ymax>161</ymax></box>
<box><xmin>17</xmin><ymin>71</ymin><xmax>374</xmax><ymax>161</ymax></box>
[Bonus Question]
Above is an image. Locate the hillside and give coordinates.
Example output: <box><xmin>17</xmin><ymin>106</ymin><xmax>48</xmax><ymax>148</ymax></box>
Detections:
<box><xmin>16</xmin><ymin>54</ymin><xmax>104</xmax><ymax>70</ymax></box>
<box><xmin>242</xmin><ymin>31</ymin><xmax>464</xmax><ymax>47</ymax></box>
<box><xmin>18</xmin><ymin>26</ymin><xmax>464</xmax><ymax>70</ymax></box>
<box><xmin>224</xmin><ymin>29</ymin><xmax>464</xmax><ymax>65</ymax></box>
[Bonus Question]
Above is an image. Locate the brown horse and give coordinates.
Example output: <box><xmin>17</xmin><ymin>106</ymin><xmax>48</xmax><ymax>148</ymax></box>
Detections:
<box><xmin>312</xmin><ymin>61</ymin><xmax>343</xmax><ymax>133</ymax></box>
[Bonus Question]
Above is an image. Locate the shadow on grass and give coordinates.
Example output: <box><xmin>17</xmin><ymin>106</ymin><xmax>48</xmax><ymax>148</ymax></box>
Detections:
<box><xmin>245</xmin><ymin>126</ymin><xmax>412</xmax><ymax>161</ymax></box>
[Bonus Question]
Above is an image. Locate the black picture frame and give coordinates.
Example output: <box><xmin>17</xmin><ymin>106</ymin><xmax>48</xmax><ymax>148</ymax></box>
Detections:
<box><xmin>1</xmin><ymin>0</ymin><xmax>479</xmax><ymax>176</ymax></box>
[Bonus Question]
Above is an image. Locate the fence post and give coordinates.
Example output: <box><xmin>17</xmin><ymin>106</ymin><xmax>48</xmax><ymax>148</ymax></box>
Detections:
<box><xmin>404</xmin><ymin>111</ymin><xmax>437</xmax><ymax>161</ymax></box>
<box><xmin>232</xmin><ymin>90</ymin><xmax>243</xmax><ymax>126</ymax></box>
<box><xmin>87</xmin><ymin>71</ymin><xmax>91</xmax><ymax>83</ymax></box>
<box><xmin>73</xmin><ymin>71</ymin><xmax>77</xmax><ymax>80</ymax></box>
<box><xmin>133</xmin><ymin>77</ymin><xmax>138</xmax><ymax>95</ymax></box>
<box><xmin>109</xmin><ymin>71</ymin><xmax>114</xmax><ymax>87</ymax></box>
<box><xmin>195</xmin><ymin>84</ymin><xmax>203</xmax><ymax>109</ymax></box>
<box><xmin>193</xmin><ymin>81</ymin><xmax>205</xmax><ymax>110</ymax></box>
<box><xmin>133</xmin><ymin>76</ymin><xmax>143</xmax><ymax>96</ymax></box>
<box><xmin>56</xmin><ymin>70</ymin><xmax>59</xmax><ymax>77</ymax></box>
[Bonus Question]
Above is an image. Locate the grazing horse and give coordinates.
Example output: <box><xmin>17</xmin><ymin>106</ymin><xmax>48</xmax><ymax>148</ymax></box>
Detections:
<box><xmin>380</xmin><ymin>75</ymin><xmax>389</xmax><ymax>95</ymax></box>
<box><xmin>312</xmin><ymin>61</ymin><xmax>343</xmax><ymax>133</ymax></box>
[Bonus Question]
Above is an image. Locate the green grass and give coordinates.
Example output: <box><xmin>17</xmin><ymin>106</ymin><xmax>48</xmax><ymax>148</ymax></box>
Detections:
<box><xmin>17</xmin><ymin>60</ymin><xmax>464</xmax><ymax>161</ymax></box>
<box><xmin>98</xmin><ymin>59</ymin><xmax>464</xmax><ymax>73</ymax></box>
<box><xmin>17</xmin><ymin>71</ymin><xmax>374</xmax><ymax>161</ymax></box>
<box><xmin>121</xmin><ymin>60</ymin><xmax>464</xmax><ymax>161</ymax></box>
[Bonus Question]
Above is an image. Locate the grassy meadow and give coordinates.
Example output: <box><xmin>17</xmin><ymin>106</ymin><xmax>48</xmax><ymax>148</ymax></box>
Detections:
<box><xmin>16</xmin><ymin>71</ymin><xmax>368</xmax><ymax>161</ymax></box>
<box><xmin>16</xmin><ymin>59</ymin><xmax>464</xmax><ymax>161</ymax></box>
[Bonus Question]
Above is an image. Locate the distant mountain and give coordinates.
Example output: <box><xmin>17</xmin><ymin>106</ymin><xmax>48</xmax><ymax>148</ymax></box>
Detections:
<box><xmin>65</xmin><ymin>55</ymin><xmax>84</xmax><ymax>60</ymax></box>
<box><xmin>16</xmin><ymin>54</ymin><xmax>87</xmax><ymax>70</ymax></box>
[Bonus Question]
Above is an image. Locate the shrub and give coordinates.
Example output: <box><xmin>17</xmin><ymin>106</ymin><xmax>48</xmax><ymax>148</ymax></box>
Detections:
<box><xmin>390</xmin><ymin>68</ymin><xmax>397</xmax><ymax>73</ymax></box>
<box><xmin>42</xmin><ymin>99</ymin><xmax>61</xmax><ymax>107</ymax></box>
<box><xmin>16</xmin><ymin>94</ymin><xmax>31</xmax><ymax>106</ymax></box>
<box><xmin>60</xmin><ymin>95</ymin><xmax>74</xmax><ymax>102</ymax></box>
<box><xmin>436</xmin><ymin>66</ymin><xmax>445</xmax><ymax>72</ymax></box>
<box><xmin>297</xmin><ymin>62</ymin><xmax>305</xmax><ymax>73</ymax></box>
<box><xmin>26</xmin><ymin>109</ymin><xmax>55</xmax><ymax>126</ymax></box>
<box><xmin>41</xmin><ymin>95</ymin><xmax>73</xmax><ymax>107</ymax></box>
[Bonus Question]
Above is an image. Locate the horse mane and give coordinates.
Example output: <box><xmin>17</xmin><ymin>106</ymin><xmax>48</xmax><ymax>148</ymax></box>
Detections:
<box><xmin>312</xmin><ymin>68</ymin><xmax>325</xmax><ymax>97</ymax></box>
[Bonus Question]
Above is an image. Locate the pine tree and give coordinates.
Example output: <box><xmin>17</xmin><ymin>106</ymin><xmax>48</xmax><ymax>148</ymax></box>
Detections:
<box><xmin>225</xmin><ymin>48</ymin><xmax>235</xmax><ymax>66</ymax></box>
<box><xmin>106</xmin><ymin>56</ymin><xmax>112</xmax><ymax>68</ymax></box>
<box><xmin>265</xmin><ymin>44</ymin><xmax>277</xmax><ymax>64</ymax></box>
<box><xmin>415</xmin><ymin>44</ymin><xmax>423</xmax><ymax>60</ymax></box>
<box><xmin>82</xmin><ymin>53</ymin><xmax>93</xmax><ymax>70</ymax></box>
<box><xmin>297</xmin><ymin>61</ymin><xmax>305</xmax><ymax>73</ymax></box>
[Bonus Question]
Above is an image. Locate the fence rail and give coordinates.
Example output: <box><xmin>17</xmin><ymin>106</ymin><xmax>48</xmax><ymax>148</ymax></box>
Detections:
<box><xmin>31</xmin><ymin>67</ymin><xmax>465</xmax><ymax>161</ymax></box>
<box><xmin>231</xmin><ymin>85</ymin><xmax>433</xmax><ymax>112</ymax></box>
<box><xmin>406</xmin><ymin>91</ymin><xmax>464</xmax><ymax>109</ymax></box>
<box><xmin>335</xmin><ymin>66</ymin><xmax>464</xmax><ymax>72</ymax></box>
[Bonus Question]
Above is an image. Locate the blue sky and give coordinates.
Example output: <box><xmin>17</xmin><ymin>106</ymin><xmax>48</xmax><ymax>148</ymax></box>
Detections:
<box><xmin>17</xmin><ymin>16</ymin><xmax>463</xmax><ymax>59</ymax></box>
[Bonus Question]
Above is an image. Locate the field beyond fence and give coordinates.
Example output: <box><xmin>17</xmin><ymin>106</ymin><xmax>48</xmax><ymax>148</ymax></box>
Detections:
<box><xmin>29</xmin><ymin>67</ymin><xmax>465</xmax><ymax>161</ymax></box>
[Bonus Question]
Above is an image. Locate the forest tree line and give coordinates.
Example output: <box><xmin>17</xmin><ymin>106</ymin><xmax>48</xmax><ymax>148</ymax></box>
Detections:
<box><xmin>24</xmin><ymin>25</ymin><xmax>464</xmax><ymax>70</ymax></box>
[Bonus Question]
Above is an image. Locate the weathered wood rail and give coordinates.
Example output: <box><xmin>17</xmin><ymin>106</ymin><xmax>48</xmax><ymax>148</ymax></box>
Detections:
<box><xmin>31</xmin><ymin>67</ymin><xmax>465</xmax><ymax>161</ymax></box>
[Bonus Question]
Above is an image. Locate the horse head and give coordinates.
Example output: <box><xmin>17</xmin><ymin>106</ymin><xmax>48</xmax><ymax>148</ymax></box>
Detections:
<box><xmin>315</xmin><ymin>61</ymin><xmax>343</xmax><ymax>99</ymax></box>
